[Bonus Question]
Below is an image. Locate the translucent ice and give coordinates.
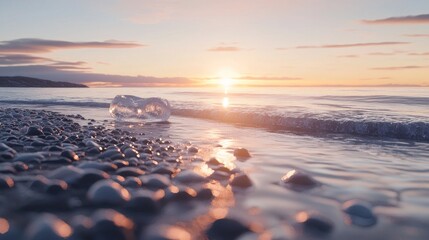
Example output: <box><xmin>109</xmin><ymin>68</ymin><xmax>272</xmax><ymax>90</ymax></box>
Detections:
<box><xmin>109</xmin><ymin>95</ymin><xmax>171</xmax><ymax>122</ymax></box>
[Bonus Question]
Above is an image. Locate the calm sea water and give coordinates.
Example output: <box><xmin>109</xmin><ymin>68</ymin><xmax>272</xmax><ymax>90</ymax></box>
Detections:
<box><xmin>1</xmin><ymin>87</ymin><xmax>429</xmax><ymax>239</ymax></box>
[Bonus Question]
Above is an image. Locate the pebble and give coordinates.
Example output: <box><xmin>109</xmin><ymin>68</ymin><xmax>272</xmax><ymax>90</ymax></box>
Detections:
<box><xmin>230</xmin><ymin>173</ymin><xmax>252</xmax><ymax>188</ymax></box>
<box><xmin>122</xmin><ymin>176</ymin><xmax>142</xmax><ymax>188</ymax></box>
<box><xmin>281</xmin><ymin>170</ymin><xmax>319</xmax><ymax>190</ymax></box>
<box><xmin>233</xmin><ymin>148</ymin><xmax>251</xmax><ymax>159</ymax></box>
<box><xmin>13</xmin><ymin>152</ymin><xmax>45</xmax><ymax>164</ymax></box>
<box><xmin>87</xmin><ymin>179</ymin><xmax>130</xmax><ymax>206</ymax></box>
<box><xmin>142</xmin><ymin>224</ymin><xmax>191</xmax><ymax>240</ymax></box>
<box><xmin>295</xmin><ymin>211</ymin><xmax>333</xmax><ymax>236</ymax></box>
<box><xmin>124</xmin><ymin>148</ymin><xmax>140</xmax><ymax>158</ymax></box>
<box><xmin>26</xmin><ymin>126</ymin><xmax>44</xmax><ymax>136</ymax></box>
<box><xmin>188</xmin><ymin>146</ymin><xmax>199</xmax><ymax>154</ymax></box>
<box><xmin>77</xmin><ymin>161</ymin><xmax>118</xmax><ymax>171</ymax></box>
<box><xmin>60</xmin><ymin>150</ymin><xmax>79</xmax><ymax>161</ymax></box>
<box><xmin>25</xmin><ymin>214</ymin><xmax>72</xmax><ymax>240</ymax></box>
<box><xmin>126</xmin><ymin>190</ymin><xmax>159</xmax><ymax>212</ymax></box>
<box><xmin>99</xmin><ymin>149</ymin><xmax>125</xmax><ymax>160</ymax></box>
<box><xmin>0</xmin><ymin>175</ymin><xmax>14</xmax><ymax>189</ymax></box>
<box><xmin>206</xmin><ymin>218</ymin><xmax>251</xmax><ymax>240</ymax></box>
<box><xmin>90</xmin><ymin>209</ymin><xmax>134</xmax><ymax>240</ymax></box>
<box><xmin>140</xmin><ymin>174</ymin><xmax>171</xmax><ymax>190</ymax></box>
<box><xmin>342</xmin><ymin>200</ymin><xmax>377</xmax><ymax>227</ymax></box>
<box><xmin>174</xmin><ymin>170</ymin><xmax>206</xmax><ymax>183</ymax></box>
<box><xmin>116</xmin><ymin>167</ymin><xmax>145</xmax><ymax>177</ymax></box>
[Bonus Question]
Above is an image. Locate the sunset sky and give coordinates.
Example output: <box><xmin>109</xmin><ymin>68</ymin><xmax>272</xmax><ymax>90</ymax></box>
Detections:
<box><xmin>0</xmin><ymin>0</ymin><xmax>428</xmax><ymax>87</ymax></box>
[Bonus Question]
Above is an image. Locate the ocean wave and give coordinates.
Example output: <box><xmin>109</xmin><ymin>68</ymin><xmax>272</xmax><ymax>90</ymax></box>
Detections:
<box><xmin>1</xmin><ymin>100</ymin><xmax>428</xmax><ymax>141</ymax></box>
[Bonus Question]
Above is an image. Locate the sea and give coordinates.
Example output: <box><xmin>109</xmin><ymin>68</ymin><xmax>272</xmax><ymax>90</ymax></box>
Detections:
<box><xmin>1</xmin><ymin>87</ymin><xmax>429</xmax><ymax>239</ymax></box>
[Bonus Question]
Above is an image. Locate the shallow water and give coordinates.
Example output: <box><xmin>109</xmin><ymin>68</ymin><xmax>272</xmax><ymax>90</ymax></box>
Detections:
<box><xmin>1</xmin><ymin>87</ymin><xmax>429</xmax><ymax>239</ymax></box>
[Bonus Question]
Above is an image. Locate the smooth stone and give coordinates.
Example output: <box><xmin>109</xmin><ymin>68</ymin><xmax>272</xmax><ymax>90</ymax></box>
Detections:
<box><xmin>13</xmin><ymin>153</ymin><xmax>45</xmax><ymax>164</ymax></box>
<box><xmin>342</xmin><ymin>200</ymin><xmax>377</xmax><ymax>227</ymax></box>
<box><xmin>188</xmin><ymin>146</ymin><xmax>199</xmax><ymax>154</ymax></box>
<box><xmin>87</xmin><ymin>179</ymin><xmax>130</xmax><ymax>206</ymax></box>
<box><xmin>230</xmin><ymin>173</ymin><xmax>252</xmax><ymax>188</ymax></box>
<box><xmin>141</xmin><ymin>224</ymin><xmax>191</xmax><ymax>240</ymax></box>
<box><xmin>13</xmin><ymin>162</ymin><xmax>29</xmax><ymax>171</ymax></box>
<box><xmin>71</xmin><ymin>169</ymin><xmax>109</xmax><ymax>188</ymax></box>
<box><xmin>207</xmin><ymin>157</ymin><xmax>222</xmax><ymax>166</ymax></box>
<box><xmin>47</xmin><ymin>166</ymin><xmax>84</xmax><ymax>184</ymax></box>
<box><xmin>0</xmin><ymin>175</ymin><xmax>14</xmax><ymax>189</ymax></box>
<box><xmin>25</xmin><ymin>214</ymin><xmax>72</xmax><ymax>240</ymax></box>
<box><xmin>125</xmin><ymin>190</ymin><xmax>159</xmax><ymax>212</ymax></box>
<box><xmin>0</xmin><ymin>143</ymin><xmax>16</xmax><ymax>154</ymax></box>
<box><xmin>60</xmin><ymin>150</ymin><xmax>79</xmax><ymax>161</ymax></box>
<box><xmin>123</xmin><ymin>148</ymin><xmax>140</xmax><ymax>158</ymax></box>
<box><xmin>206</xmin><ymin>218</ymin><xmax>251</xmax><ymax>240</ymax></box>
<box><xmin>196</xmin><ymin>188</ymin><xmax>214</xmax><ymax>200</ymax></box>
<box><xmin>122</xmin><ymin>177</ymin><xmax>142</xmax><ymax>188</ymax></box>
<box><xmin>0</xmin><ymin>217</ymin><xmax>22</xmax><ymax>239</ymax></box>
<box><xmin>281</xmin><ymin>170</ymin><xmax>319</xmax><ymax>190</ymax></box>
<box><xmin>116</xmin><ymin>167</ymin><xmax>145</xmax><ymax>177</ymax></box>
<box><xmin>78</xmin><ymin>162</ymin><xmax>118</xmax><ymax>172</ymax></box>
<box><xmin>112</xmin><ymin>160</ymin><xmax>129</xmax><ymax>168</ymax></box>
<box><xmin>233</xmin><ymin>148</ymin><xmax>251</xmax><ymax>159</ymax></box>
<box><xmin>70</xmin><ymin>215</ymin><xmax>93</xmax><ymax>239</ymax></box>
<box><xmin>90</xmin><ymin>209</ymin><xmax>134</xmax><ymax>240</ymax></box>
<box><xmin>99</xmin><ymin>149</ymin><xmax>124</xmax><ymax>160</ymax></box>
<box><xmin>140</xmin><ymin>174</ymin><xmax>171</xmax><ymax>190</ymax></box>
<box><xmin>26</xmin><ymin>126</ymin><xmax>44</xmax><ymax>136</ymax></box>
<box><xmin>0</xmin><ymin>163</ymin><xmax>16</xmax><ymax>174</ymax></box>
<box><xmin>0</xmin><ymin>151</ymin><xmax>15</xmax><ymax>162</ymax></box>
<box><xmin>295</xmin><ymin>211</ymin><xmax>333</xmax><ymax>236</ymax></box>
<box><xmin>164</xmin><ymin>186</ymin><xmax>197</xmax><ymax>201</ymax></box>
<box><xmin>151</xmin><ymin>164</ymin><xmax>175</xmax><ymax>175</ymax></box>
<box><xmin>174</xmin><ymin>170</ymin><xmax>206</xmax><ymax>183</ymax></box>
<box><xmin>209</xmin><ymin>170</ymin><xmax>231</xmax><ymax>181</ymax></box>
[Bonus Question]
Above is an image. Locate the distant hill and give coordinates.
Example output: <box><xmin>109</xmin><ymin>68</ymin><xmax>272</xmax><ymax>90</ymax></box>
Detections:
<box><xmin>0</xmin><ymin>76</ymin><xmax>88</xmax><ymax>88</ymax></box>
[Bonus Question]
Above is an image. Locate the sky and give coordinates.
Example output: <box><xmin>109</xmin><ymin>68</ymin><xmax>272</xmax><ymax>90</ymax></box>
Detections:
<box><xmin>0</xmin><ymin>0</ymin><xmax>428</xmax><ymax>87</ymax></box>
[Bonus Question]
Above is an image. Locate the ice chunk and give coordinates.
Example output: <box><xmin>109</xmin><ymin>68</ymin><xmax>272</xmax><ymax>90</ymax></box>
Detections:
<box><xmin>109</xmin><ymin>95</ymin><xmax>171</xmax><ymax>122</ymax></box>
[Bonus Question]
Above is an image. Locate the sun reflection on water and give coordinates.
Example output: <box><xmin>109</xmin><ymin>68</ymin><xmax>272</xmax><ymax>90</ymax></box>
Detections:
<box><xmin>222</xmin><ymin>97</ymin><xmax>229</xmax><ymax>108</ymax></box>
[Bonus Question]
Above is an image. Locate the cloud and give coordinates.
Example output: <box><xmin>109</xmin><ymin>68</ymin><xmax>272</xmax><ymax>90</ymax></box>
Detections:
<box><xmin>402</xmin><ymin>34</ymin><xmax>429</xmax><ymax>38</ymax></box>
<box><xmin>0</xmin><ymin>54</ymin><xmax>51</xmax><ymax>65</ymax></box>
<box><xmin>237</xmin><ymin>76</ymin><xmax>301</xmax><ymax>81</ymax></box>
<box><xmin>337</xmin><ymin>55</ymin><xmax>359</xmax><ymax>58</ymax></box>
<box><xmin>0</xmin><ymin>38</ymin><xmax>143</xmax><ymax>53</ymax></box>
<box><xmin>368</xmin><ymin>52</ymin><xmax>397</xmax><ymax>56</ymax></box>
<box><xmin>362</xmin><ymin>14</ymin><xmax>429</xmax><ymax>24</ymax></box>
<box><xmin>207</xmin><ymin>46</ymin><xmax>242</xmax><ymax>52</ymax></box>
<box><xmin>0</xmin><ymin>65</ymin><xmax>195</xmax><ymax>87</ymax></box>
<box><xmin>295</xmin><ymin>42</ymin><xmax>409</xmax><ymax>49</ymax></box>
<box><xmin>371</xmin><ymin>66</ymin><xmax>427</xmax><ymax>71</ymax></box>
<box><xmin>408</xmin><ymin>52</ymin><xmax>429</xmax><ymax>56</ymax></box>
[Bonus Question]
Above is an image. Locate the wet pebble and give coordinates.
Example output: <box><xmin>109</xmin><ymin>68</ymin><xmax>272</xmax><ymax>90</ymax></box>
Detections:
<box><xmin>99</xmin><ymin>149</ymin><xmax>124</xmax><ymax>160</ymax></box>
<box><xmin>142</xmin><ymin>224</ymin><xmax>191</xmax><ymax>240</ymax></box>
<box><xmin>174</xmin><ymin>170</ymin><xmax>206</xmax><ymax>183</ymax></box>
<box><xmin>116</xmin><ymin>167</ymin><xmax>145</xmax><ymax>177</ymax></box>
<box><xmin>140</xmin><ymin>174</ymin><xmax>171</xmax><ymax>190</ymax></box>
<box><xmin>206</xmin><ymin>218</ymin><xmax>251</xmax><ymax>240</ymax></box>
<box><xmin>281</xmin><ymin>170</ymin><xmax>319</xmax><ymax>190</ymax></box>
<box><xmin>188</xmin><ymin>146</ymin><xmax>199</xmax><ymax>154</ymax></box>
<box><xmin>87</xmin><ymin>179</ymin><xmax>130</xmax><ymax>206</ymax></box>
<box><xmin>233</xmin><ymin>148</ymin><xmax>251</xmax><ymax>159</ymax></box>
<box><xmin>78</xmin><ymin>161</ymin><xmax>118</xmax><ymax>172</ymax></box>
<box><xmin>342</xmin><ymin>200</ymin><xmax>377</xmax><ymax>227</ymax></box>
<box><xmin>60</xmin><ymin>150</ymin><xmax>79</xmax><ymax>161</ymax></box>
<box><xmin>90</xmin><ymin>209</ymin><xmax>134</xmax><ymax>240</ymax></box>
<box><xmin>230</xmin><ymin>173</ymin><xmax>252</xmax><ymax>188</ymax></box>
<box><xmin>0</xmin><ymin>175</ymin><xmax>14</xmax><ymax>189</ymax></box>
<box><xmin>25</xmin><ymin>214</ymin><xmax>72</xmax><ymax>240</ymax></box>
<box><xmin>126</xmin><ymin>190</ymin><xmax>159</xmax><ymax>212</ymax></box>
<box><xmin>123</xmin><ymin>148</ymin><xmax>140</xmax><ymax>158</ymax></box>
<box><xmin>295</xmin><ymin>211</ymin><xmax>333</xmax><ymax>236</ymax></box>
<box><xmin>122</xmin><ymin>176</ymin><xmax>142</xmax><ymax>188</ymax></box>
<box><xmin>26</xmin><ymin>126</ymin><xmax>44</xmax><ymax>136</ymax></box>
<box><xmin>13</xmin><ymin>152</ymin><xmax>45</xmax><ymax>164</ymax></box>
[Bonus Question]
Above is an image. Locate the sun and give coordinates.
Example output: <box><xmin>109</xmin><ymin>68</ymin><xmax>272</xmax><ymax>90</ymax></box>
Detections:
<box><xmin>220</xmin><ymin>77</ymin><xmax>232</xmax><ymax>88</ymax></box>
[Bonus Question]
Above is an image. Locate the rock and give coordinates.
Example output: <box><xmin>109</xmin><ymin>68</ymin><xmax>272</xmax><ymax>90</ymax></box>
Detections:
<box><xmin>0</xmin><ymin>175</ymin><xmax>14</xmax><ymax>189</ymax></box>
<box><xmin>196</xmin><ymin>188</ymin><xmax>214</xmax><ymax>200</ymax></box>
<box><xmin>90</xmin><ymin>209</ymin><xmax>134</xmax><ymax>240</ymax></box>
<box><xmin>125</xmin><ymin>190</ymin><xmax>159</xmax><ymax>213</ymax></box>
<box><xmin>13</xmin><ymin>153</ymin><xmax>45</xmax><ymax>164</ymax></box>
<box><xmin>342</xmin><ymin>200</ymin><xmax>377</xmax><ymax>227</ymax></box>
<box><xmin>141</xmin><ymin>224</ymin><xmax>191</xmax><ymax>240</ymax></box>
<box><xmin>151</xmin><ymin>163</ymin><xmax>175</xmax><ymax>175</ymax></box>
<box><xmin>122</xmin><ymin>177</ymin><xmax>142</xmax><ymax>188</ymax></box>
<box><xmin>188</xmin><ymin>146</ymin><xmax>199</xmax><ymax>154</ymax></box>
<box><xmin>0</xmin><ymin>217</ymin><xmax>22</xmax><ymax>239</ymax></box>
<box><xmin>164</xmin><ymin>186</ymin><xmax>197</xmax><ymax>201</ymax></box>
<box><xmin>0</xmin><ymin>163</ymin><xmax>16</xmax><ymax>174</ymax></box>
<box><xmin>140</xmin><ymin>174</ymin><xmax>171</xmax><ymax>190</ymax></box>
<box><xmin>174</xmin><ymin>170</ymin><xmax>206</xmax><ymax>183</ymax></box>
<box><xmin>116</xmin><ymin>167</ymin><xmax>145</xmax><ymax>177</ymax></box>
<box><xmin>124</xmin><ymin>148</ymin><xmax>140</xmax><ymax>158</ymax></box>
<box><xmin>112</xmin><ymin>160</ymin><xmax>129</xmax><ymax>168</ymax></box>
<box><xmin>99</xmin><ymin>149</ymin><xmax>124</xmax><ymax>160</ymax></box>
<box><xmin>47</xmin><ymin>166</ymin><xmax>83</xmax><ymax>184</ymax></box>
<box><xmin>206</xmin><ymin>218</ymin><xmax>251</xmax><ymax>240</ymax></box>
<box><xmin>233</xmin><ymin>148</ymin><xmax>251</xmax><ymax>159</ymax></box>
<box><xmin>26</xmin><ymin>126</ymin><xmax>44</xmax><ymax>136</ymax></box>
<box><xmin>230</xmin><ymin>173</ymin><xmax>252</xmax><ymax>188</ymax></box>
<box><xmin>295</xmin><ymin>211</ymin><xmax>333</xmax><ymax>236</ymax></box>
<box><xmin>281</xmin><ymin>170</ymin><xmax>319</xmax><ymax>190</ymax></box>
<box><xmin>87</xmin><ymin>180</ymin><xmax>130</xmax><ymax>206</ymax></box>
<box><xmin>60</xmin><ymin>150</ymin><xmax>79</xmax><ymax>161</ymax></box>
<box><xmin>71</xmin><ymin>169</ymin><xmax>109</xmax><ymax>188</ymax></box>
<box><xmin>25</xmin><ymin>214</ymin><xmax>72</xmax><ymax>240</ymax></box>
<box><xmin>70</xmin><ymin>215</ymin><xmax>93</xmax><ymax>239</ymax></box>
<box><xmin>78</xmin><ymin>161</ymin><xmax>118</xmax><ymax>172</ymax></box>
<box><xmin>207</xmin><ymin>157</ymin><xmax>222</xmax><ymax>166</ymax></box>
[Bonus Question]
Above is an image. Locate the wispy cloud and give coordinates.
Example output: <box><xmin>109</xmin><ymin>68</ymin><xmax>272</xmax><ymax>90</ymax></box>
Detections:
<box><xmin>0</xmin><ymin>38</ymin><xmax>143</xmax><ymax>53</ymax></box>
<box><xmin>237</xmin><ymin>76</ymin><xmax>301</xmax><ymax>81</ymax></box>
<box><xmin>368</xmin><ymin>52</ymin><xmax>398</xmax><ymax>56</ymax></box>
<box><xmin>0</xmin><ymin>54</ymin><xmax>50</xmax><ymax>65</ymax></box>
<box><xmin>371</xmin><ymin>66</ymin><xmax>427</xmax><ymax>71</ymax></box>
<box><xmin>295</xmin><ymin>42</ymin><xmax>409</xmax><ymax>49</ymax></box>
<box><xmin>402</xmin><ymin>34</ymin><xmax>429</xmax><ymax>38</ymax></box>
<box><xmin>408</xmin><ymin>52</ymin><xmax>429</xmax><ymax>56</ymax></box>
<box><xmin>362</xmin><ymin>14</ymin><xmax>429</xmax><ymax>24</ymax></box>
<box><xmin>207</xmin><ymin>46</ymin><xmax>242</xmax><ymax>52</ymax></box>
<box><xmin>337</xmin><ymin>55</ymin><xmax>359</xmax><ymax>58</ymax></box>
